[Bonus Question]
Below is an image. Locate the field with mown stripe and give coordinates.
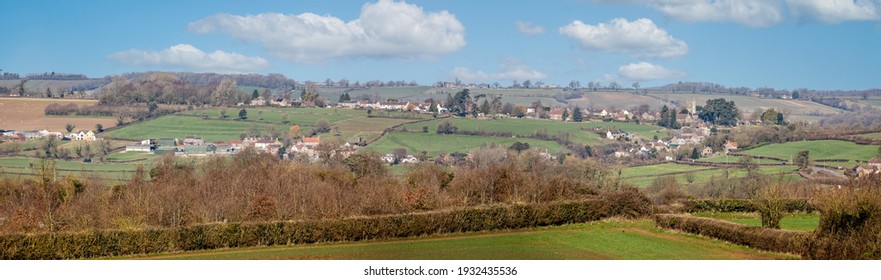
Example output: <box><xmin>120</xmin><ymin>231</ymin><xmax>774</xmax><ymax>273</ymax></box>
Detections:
<box><xmin>363</xmin><ymin>132</ymin><xmax>566</xmax><ymax>156</ymax></box>
<box><xmin>121</xmin><ymin>220</ymin><xmax>794</xmax><ymax>260</ymax></box>
<box><xmin>104</xmin><ymin>115</ymin><xmax>292</xmax><ymax>141</ymax></box>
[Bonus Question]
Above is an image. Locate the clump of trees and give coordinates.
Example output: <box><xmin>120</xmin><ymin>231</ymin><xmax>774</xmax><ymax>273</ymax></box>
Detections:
<box><xmin>98</xmin><ymin>73</ymin><xmax>250</xmax><ymax>107</ymax></box>
<box><xmin>0</xmin><ymin>145</ymin><xmax>642</xmax><ymax>234</ymax></box>
<box><xmin>698</xmin><ymin>98</ymin><xmax>739</xmax><ymax>126</ymax></box>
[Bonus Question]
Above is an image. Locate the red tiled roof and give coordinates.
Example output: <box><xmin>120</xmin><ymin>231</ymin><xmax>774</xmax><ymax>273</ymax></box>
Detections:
<box><xmin>303</xmin><ymin>137</ymin><xmax>320</xmax><ymax>143</ymax></box>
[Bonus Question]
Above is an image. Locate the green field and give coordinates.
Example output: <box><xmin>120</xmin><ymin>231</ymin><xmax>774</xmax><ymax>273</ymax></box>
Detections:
<box><xmin>364</xmin><ymin>132</ymin><xmax>566</xmax><ymax>156</ymax></box>
<box><xmin>402</xmin><ymin>117</ymin><xmax>606</xmax><ymax>145</ymax></box>
<box><xmin>0</xmin><ymin>157</ymin><xmax>144</xmax><ymax>182</ymax></box>
<box><xmin>183</xmin><ymin>107</ymin><xmax>358</xmax><ymax>125</ymax></box>
<box><xmin>699</xmin><ymin>154</ymin><xmax>786</xmax><ymax>165</ymax></box>
<box><xmin>737</xmin><ymin>140</ymin><xmax>879</xmax><ymax>164</ymax></box>
<box><xmin>861</xmin><ymin>132</ymin><xmax>881</xmax><ymax>140</ymax></box>
<box><xmin>618</xmin><ymin>163</ymin><xmax>714</xmax><ymax>179</ymax></box>
<box><xmin>579</xmin><ymin>121</ymin><xmax>668</xmax><ymax>140</ymax></box>
<box><xmin>691</xmin><ymin>212</ymin><xmax>820</xmax><ymax>232</ymax></box>
<box><xmin>104</xmin><ymin>115</ymin><xmax>291</xmax><ymax>142</ymax></box>
<box><xmin>620</xmin><ymin>163</ymin><xmax>800</xmax><ymax>187</ymax></box>
<box><xmin>123</xmin><ymin>220</ymin><xmax>793</xmax><ymax>260</ymax></box>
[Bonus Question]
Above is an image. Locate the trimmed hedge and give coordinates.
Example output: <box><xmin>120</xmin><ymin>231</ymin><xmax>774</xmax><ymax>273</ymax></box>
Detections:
<box><xmin>1</xmin><ymin>200</ymin><xmax>610</xmax><ymax>259</ymax></box>
<box><xmin>654</xmin><ymin>214</ymin><xmax>811</xmax><ymax>255</ymax></box>
<box><xmin>684</xmin><ymin>198</ymin><xmax>815</xmax><ymax>213</ymax></box>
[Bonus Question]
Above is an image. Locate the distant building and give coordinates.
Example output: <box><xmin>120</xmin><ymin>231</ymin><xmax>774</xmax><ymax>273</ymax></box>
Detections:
<box><xmin>724</xmin><ymin>141</ymin><xmax>738</xmax><ymax>154</ymax></box>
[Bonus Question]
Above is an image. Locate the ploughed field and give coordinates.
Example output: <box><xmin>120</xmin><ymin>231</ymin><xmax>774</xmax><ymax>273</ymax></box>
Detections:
<box><xmin>0</xmin><ymin>97</ymin><xmax>116</xmax><ymax>132</ymax></box>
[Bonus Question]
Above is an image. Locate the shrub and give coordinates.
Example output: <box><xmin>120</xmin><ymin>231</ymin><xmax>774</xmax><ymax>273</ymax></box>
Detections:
<box><xmin>753</xmin><ymin>184</ymin><xmax>788</xmax><ymax>229</ymax></box>
<box><xmin>804</xmin><ymin>175</ymin><xmax>881</xmax><ymax>259</ymax></box>
<box><xmin>654</xmin><ymin>214</ymin><xmax>810</xmax><ymax>255</ymax></box>
<box><xmin>0</xmin><ymin>200</ymin><xmax>612</xmax><ymax>259</ymax></box>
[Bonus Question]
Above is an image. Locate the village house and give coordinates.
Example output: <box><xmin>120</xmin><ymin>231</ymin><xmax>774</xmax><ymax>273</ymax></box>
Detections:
<box><xmin>249</xmin><ymin>97</ymin><xmax>266</xmax><ymax>106</ymax></box>
<box><xmin>606</xmin><ymin>130</ymin><xmax>627</xmax><ymax>140</ymax></box>
<box><xmin>724</xmin><ymin>141</ymin><xmax>739</xmax><ymax>154</ymax></box>
<box><xmin>254</xmin><ymin>138</ymin><xmax>282</xmax><ymax>154</ymax></box>
<box><xmin>548</xmin><ymin>108</ymin><xmax>567</xmax><ymax>120</ymax></box>
<box><xmin>702</xmin><ymin>147</ymin><xmax>715</xmax><ymax>157</ymax></box>
<box><xmin>337</xmin><ymin>101</ymin><xmax>359</xmax><ymax>109</ymax></box>
<box><xmin>269</xmin><ymin>98</ymin><xmax>291</xmax><ymax>107</ymax></box>
<box><xmin>68</xmin><ymin>130</ymin><xmax>97</xmax><ymax>141</ymax></box>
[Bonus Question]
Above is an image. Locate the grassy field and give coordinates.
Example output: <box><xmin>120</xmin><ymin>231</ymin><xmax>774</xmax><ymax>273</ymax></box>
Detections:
<box><xmin>646</xmin><ymin>93</ymin><xmax>842</xmax><ymax>122</ymax></box>
<box><xmin>122</xmin><ymin>219</ymin><xmax>794</xmax><ymax>260</ymax></box>
<box><xmin>402</xmin><ymin>117</ymin><xmax>607</xmax><ymax>145</ymax></box>
<box><xmin>182</xmin><ymin>107</ymin><xmax>358</xmax><ymax>125</ymax></box>
<box><xmin>737</xmin><ymin>140</ymin><xmax>879</xmax><ymax>164</ymax></box>
<box><xmin>364</xmin><ymin>132</ymin><xmax>566</xmax><ymax>156</ymax></box>
<box><xmin>860</xmin><ymin>132</ymin><xmax>881</xmax><ymax>140</ymax></box>
<box><xmin>0</xmin><ymin>97</ymin><xmax>117</xmax><ymax>131</ymax></box>
<box><xmin>620</xmin><ymin>163</ymin><xmax>800</xmax><ymax>187</ymax></box>
<box><xmin>104</xmin><ymin>115</ymin><xmax>290</xmax><ymax>142</ymax></box>
<box><xmin>699</xmin><ymin>154</ymin><xmax>787</xmax><ymax>165</ymax></box>
<box><xmin>579</xmin><ymin>121</ymin><xmax>668</xmax><ymax>140</ymax></box>
<box><xmin>332</xmin><ymin>117</ymin><xmax>417</xmax><ymax>143</ymax></box>
<box><xmin>691</xmin><ymin>212</ymin><xmax>820</xmax><ymax>232</ymax></box>
<box><xmin>0</xmin><ymin>157</ymin><xmax>145</xmax><ymax>182</ymax></box>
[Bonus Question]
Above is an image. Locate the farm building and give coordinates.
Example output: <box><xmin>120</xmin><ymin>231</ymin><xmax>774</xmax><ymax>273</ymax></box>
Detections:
<box><xmin>124</xmin><ymin>145</ymin><xmax>153</xmax><ymax>153</ymax></box>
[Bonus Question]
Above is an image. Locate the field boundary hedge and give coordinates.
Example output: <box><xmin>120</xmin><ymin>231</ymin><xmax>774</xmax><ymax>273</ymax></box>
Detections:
<box><xmin>654</xmin><ymin>214</ymin><xmax>811</xmax><ymax>255</ymax></box>
<box><xmin>684</xmin><ymin>198</ymin><xmax>814</xmax><ymax>213</ymax></box>
<box><xmin>0</xmin><ymin>199</ymin><xmax>609</xmax><ymax>259</ymax></box>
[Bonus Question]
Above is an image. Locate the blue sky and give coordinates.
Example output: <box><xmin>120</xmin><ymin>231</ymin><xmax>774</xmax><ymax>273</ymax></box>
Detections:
<box><xmin>1</xmin><ymin>0</ymin><xmax>880</xmax><ymax>90</ymax></box>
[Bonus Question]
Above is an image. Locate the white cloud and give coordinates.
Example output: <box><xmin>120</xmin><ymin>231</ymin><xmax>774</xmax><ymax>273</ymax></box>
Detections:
<box><xmin>108</xmin><ymin>44</ymin><xmax>269</xmax><ymax>73</ymax></box>
<box><xmin>188</xmin><ymin>0</ymin><xmax>466</xmax><ymax>63</ymax></box>
<box><xmin>617</xmin><ymin>62</ymin><xmax>686</xmax><ymax>81</ymax></box>
<box><xmin>787</xmin><ymin>0</ymin><xmax>880</xmax><ymax>23</ymax></box>
<box><xmin>451</xmin><ymin>60</ymin><xmax>546</xmax><ymax>83</ymax></box>
<box><xmin>515</xmin><ymin>21</ymin><xmax>545</xmax><ymax>35</ymax></box>
<box><xmin>559</xmin><ymin>18</ymin><xmax>688</xmax><ymax>59</ymax></box>
<box><xmin>599</xmin><ymin>0</ymin><xmax>881</xmax><ymax>26</ymax></box>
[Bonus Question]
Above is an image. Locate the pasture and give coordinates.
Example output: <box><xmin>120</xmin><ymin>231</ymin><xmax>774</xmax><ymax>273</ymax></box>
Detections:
<box><xmin>620</xmin><ymin>163</ymin><xmax>800</xmax><ymax>187</ymax></box>
<box><xmin>0</xmin><ymin>97</ymin><xmax>116</xmax><ymax>131</ymax></box>
<box><xmin>364</xmin><ymin>132</ymin><xmax>566</xmax><ymax>156</ymax></box>
<box><xmin>691</xmin><ymin>212</ymin><xmax>820</xmax><ymax>232</ymax></box>
<box><xmin>124</xmin><ymin>220</ymin><xmax>793</xmax><ymax>260</ymax></box>
<box><xmin>104</xmin><ymin>115</ymin><xmax>290</xmax><ymax>142</ymax></box>
<box><xmin>0</xmin><ymin>157</ymin><xmax>144</xmax><ymax>182</ymax></box>
<box><xmin>860</xmin><ymin>132</ymin><xmax>881</xmax><ymax>140</ymax></box>
<box><xmin>181</xmin><ymin>107</ymin><xmax>358</xmax><ymax>125</ymax></box>
<box><xmin>737</xmin><ymin>140</ymin><xmax>879</xmax><ymax>164</ymax></box>
<box><xmin>402</xmin><ymin>117</ymin><xmax>606</xmax><ymax>145</ymax></box>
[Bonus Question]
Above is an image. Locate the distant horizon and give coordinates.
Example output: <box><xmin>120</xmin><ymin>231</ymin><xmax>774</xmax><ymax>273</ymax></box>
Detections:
<box><xmin>2</xmin><ymin>0</ymin><xmax>880</xmax><ymax>91</ymax></box>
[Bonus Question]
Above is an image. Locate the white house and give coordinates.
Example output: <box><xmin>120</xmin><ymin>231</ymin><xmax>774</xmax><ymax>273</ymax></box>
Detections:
<box><xmin>68</xmin><ymin>130</ymin><xmax>96</xmax><ymax>141</ymax></box>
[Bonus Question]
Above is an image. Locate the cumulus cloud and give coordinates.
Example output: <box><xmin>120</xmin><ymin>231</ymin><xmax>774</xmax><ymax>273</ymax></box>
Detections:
<box><xmin>787</xmin><ymin>0</ymin><xmax>880</xmax><ymax>23</ymax></box>
<box><xmin>451</xmin><ymin>60</ymin><xmax>546</xmax><ymax>83</ymax></box>
<box><xmin>597</xmin><ymin>0</ymin><xmax>784</xmax><ymax>27</ymax></box>
<box><xmin>559</xmin><ymin>18</ymin><xmax>688</xmax><ymax>59</ymax></box>
<box><xmin>617</xmin><ymin>62</ymin><xmax>686</xmax><ymax>81</ymax></box>
<box><xmin>515</xmin><ymin>21</ymin><xmax>545</xmax><ymax>35</ymax></box>
<box><xmin>188</xmin><ymin>0</ymin><xmax>466</xmax><ymax>63</ymax></box>
<box><xmin>108</xmin><ymin>44</ymin><xmax>269</xmax><ymax>73</ymax></box>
